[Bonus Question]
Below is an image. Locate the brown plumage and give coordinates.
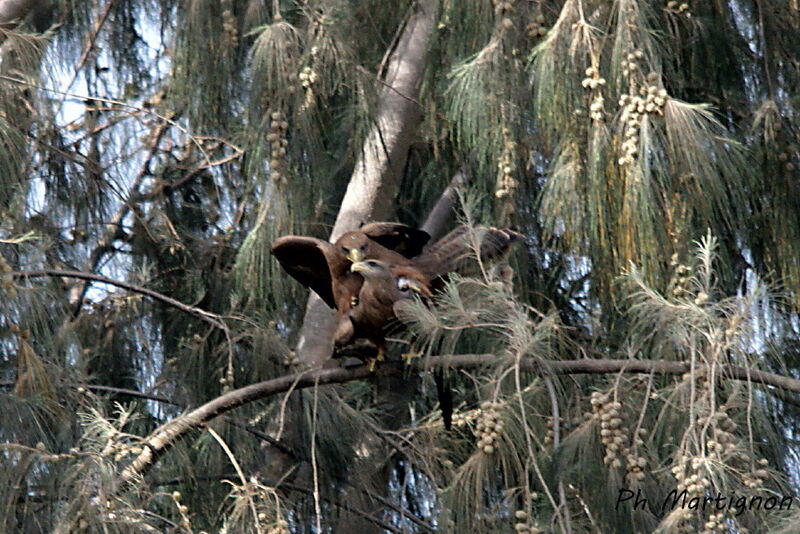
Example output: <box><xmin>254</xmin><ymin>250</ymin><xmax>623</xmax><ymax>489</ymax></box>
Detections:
<box><xmin>272</xmin><ymin>223</ymin><xmax>523</xmax><ymax>348</ymax></box>
<box><xmin>331</xmin><ymin>225</ymin><xmax>523</xmax><ymax>352</ymax></box>
<box><xmin>333</xmin><ymin>259</ymin><xmax>432</xmax><ymax>353</ymax></box>
<box><xmin>270</xmin><ymin>222</ymin><xmax>430</xmax><ymax>312</ymax></box>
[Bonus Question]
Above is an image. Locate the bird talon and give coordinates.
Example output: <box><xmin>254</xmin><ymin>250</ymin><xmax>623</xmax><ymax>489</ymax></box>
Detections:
<box><xmin>367</xmin><ymin>357</ymin><xmax>377</xmax><ymax>372</ymax></box>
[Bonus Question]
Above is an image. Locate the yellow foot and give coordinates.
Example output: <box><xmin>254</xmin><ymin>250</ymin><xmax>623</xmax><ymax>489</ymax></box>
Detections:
<box><xmin>401</xmin><ymin>350</ymin><xmax>422</xmax><ymax>365</ymax></box>
<box><xmin>367</xmin><ymin>349</ymin><xmax>385</xmax><ymax>372</ymax></box>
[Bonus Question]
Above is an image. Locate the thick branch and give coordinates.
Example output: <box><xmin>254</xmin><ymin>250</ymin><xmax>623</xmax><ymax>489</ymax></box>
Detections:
<box><xmin>420</xmin><ymin>164</ymin><xmax>468</xmax><ymax>242</ymax></box>
<box><xmin>121</xmin><ymin>355</ymin><xmax>800</xmax><ymax>481</ymax></box>
<box><xmin>296</xmin><ymin>0</ymin><xmax>440</xmax><ymax>365</ymax></box>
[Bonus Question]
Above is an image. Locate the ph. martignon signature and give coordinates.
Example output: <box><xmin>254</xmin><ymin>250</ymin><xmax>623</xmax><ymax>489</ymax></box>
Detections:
<box><xmin>616</xmin><ymin>488</ymin><xmax>794</xmax><ymax>516</ymax></box>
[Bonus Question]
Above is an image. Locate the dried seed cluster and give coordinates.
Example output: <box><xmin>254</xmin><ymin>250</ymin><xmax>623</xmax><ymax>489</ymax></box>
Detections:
<box><xmin>582</xmin><ymin>66</ymin><xmax>607</xmax><ymax>122</ymax></box>
<box><xmin>778</xmin><ymin>149</ymin><xmax>797</xmax><ymax>172</ymax></box>
<box><xmin>513</xmin><ymin>510</ymin><xmax>542</xmax><ymax>534</ymax></box>
<box><xmin>668</xmin><ymin>254</ymin><xmax>693</xmax><ymax>298</ymax></box>
<box><xmin>617</xmin><ymin>85</ymin><xmax>668</xmax><ymax>166</ymax></box>
<box><xmin>474</xmin><ymin>401</ymin><xmax>504</xmax><ymax>455</ymax></box>
<box><xmin>0</xmin><ymin>254</ymin><xmax>16</xmax><ymax>298</ymax></box>
<box><xmin>451</xmin><ymin>410</ymin><xmax>478</xmax><ymax>429</ymax></box>
<box><xmin>701</xmin><ymin>512</ymin><xmax>726</xmax><ymax>534</ymax></box>
<box><xmin>266</xmin><ymin>111</ymin><xmax>289</xmax><ymax>184</ymax></box>
<box><xmin>171</xmin><ymin>491</ymin><xmax>193</xmax><ymax>532</ymax></box>
<box><xmin>526</xmin><ymin>13</ymin><xmax>547</xmax><ymax>39</ymax></box>
<box><xmin>672</xmin><ymin>455</ymin><xmax>711</xmax><ymax>498</ymax></box>
<box><xmin>621</xmin><ymin>49</ymin><xmax>644</xmax><ymax>78</ymax></box>
<box><xmin>493</xmin><ymin>0</ymin><xmax>516</xmax><ymax>30</ymax></box>
<box><xmin>282</xmin><ymin>350</ymin><xmax>300</xmax><ymax>367</ymax></box>
<box><xmin>221</xmin><ymin>0</ymin><xmax>238</xmax><ymax>49</ymax></box>
<box><xmin>299</xmin><ymin>65</ymin><xmax>319</xmax><ymax>107</ymax></box>
<box><xmin>666</xmin><ymin>1</ymin><xmax>692</xmax><ymax>16</ymax></box>
<box><xmin>625</xmin><ymin>437</ymin><xmax>648</xmax><ymax>482</ymax></box>
<box><xmin>495</xmin><ymin>128</ymin><xmax>518</xmax><ymax>200</ymax></box>
<box><xmin>742</xmin><ymin>458</ymin><xmax>770</xmax><ymax>489</ymax></box>
<box><xmin>591</xmin><ymin>392</ymin><xmax>628</xmax><ymax>468</ymax></box>
<box><xmin>266</xmin><ymin>519</ymin><xmax>290</xmax><ymax>534</ymax></box>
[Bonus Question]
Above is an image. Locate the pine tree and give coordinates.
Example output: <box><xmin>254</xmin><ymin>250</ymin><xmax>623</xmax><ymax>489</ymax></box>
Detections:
<box><xmin>2</xmin><ymin>1</ymin><xmax>800</xmax><ymax>533</ymax></box>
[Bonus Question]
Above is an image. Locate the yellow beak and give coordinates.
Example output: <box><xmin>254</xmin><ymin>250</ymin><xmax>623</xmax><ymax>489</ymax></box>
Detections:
<box><xmin>350</xmin><ymin>261</ymin><xmax>370</xmax><ymax>273</ymax></box>
<box><xmin>346</xmin><ymin>248</ymin><xmax>365</xmax><ymax>263</ymax></box>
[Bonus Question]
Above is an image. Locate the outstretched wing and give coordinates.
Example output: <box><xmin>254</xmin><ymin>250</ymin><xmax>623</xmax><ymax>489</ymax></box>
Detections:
<box><xmin>270</xmin><ymin>235</ymin><xmax>336</xmax><ymax>308</ymax></box>
<box><xmin>413</xmin><ymin>225</ymin><xmax>524</xmax><ymax>278</ymax></box>
<box><xmin>359</xmin><ymin>222</ymin><xmax>430</xmax><ymax>258</ymax></box>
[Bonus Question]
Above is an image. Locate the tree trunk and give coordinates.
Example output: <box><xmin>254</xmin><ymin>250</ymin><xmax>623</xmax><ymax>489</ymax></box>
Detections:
<box><xmin>296</xmin><ymin>0</ymin><xmax>440</xmax><ymax>366</ymax></box>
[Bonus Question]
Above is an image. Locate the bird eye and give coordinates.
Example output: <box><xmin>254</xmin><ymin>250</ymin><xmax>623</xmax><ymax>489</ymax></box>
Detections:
<box><xmin>367</xmin><ymin>260</ymin><xmax>377</xmax><ymax>266</ymax></box>
<box><xmin>360</xmin><ymin>243</ymin><xmax>367</xmax><ymax>250</ymax></box>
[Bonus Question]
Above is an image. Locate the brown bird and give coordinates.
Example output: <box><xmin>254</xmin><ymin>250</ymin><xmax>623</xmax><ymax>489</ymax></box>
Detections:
<box><xmin>331</xmin><ymin>225</ymin><xmax>524</xmax><ymax>354</ymax></box>
<box><xmin>333</xmin><ymin>259</ymin><xmax>432</xmax><ymax>360</ymax></box>
<box><xmin>271</xmin><ymin>222</ymin><xmax>430</xmax><ymax>313</ymax></box>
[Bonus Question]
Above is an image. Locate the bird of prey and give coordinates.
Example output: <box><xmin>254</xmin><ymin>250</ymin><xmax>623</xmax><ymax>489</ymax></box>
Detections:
<box><xmin>333</xmin><ymin>259</ymin><xmax>432</xmax><ymax>359</ymax></box>
<box><xmin>271</xmin><ymin>222</ymin><xmax>430</xmax><ymax>313</ymax></box>
<box><xmin>336</xmin><ymin>258</ymin><xmax>454</xmax><ymax>429</ymax></box>
<box><xmin>272</xmin><ymin>223</ymin><xmax>523</xmax><ymax>343</ymax></box>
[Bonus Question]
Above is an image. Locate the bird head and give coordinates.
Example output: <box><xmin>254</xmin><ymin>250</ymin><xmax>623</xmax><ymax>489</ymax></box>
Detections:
<box><xmin>350</xmin><ymin>259</ymin><xmax>385</xmax><ymax>276</ymax></box>
<box><xmin>338</xmin><ymin>232</ymin><xmax>370</xmax><ymax>263</ymax></box>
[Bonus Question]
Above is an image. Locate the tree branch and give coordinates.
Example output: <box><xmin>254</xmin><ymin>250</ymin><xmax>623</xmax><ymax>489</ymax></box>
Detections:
<box><xmin>12</xmin><ymin>268</ymin><xmax>227</xmax><ymax>330</ymax></box>
<box><xmin>420</xmin><ymin>164</ymin><xmax>468</xmax><ymax>242</ymax></box>
<box><xmin>121</xmin><ymin>354</ymin><xmax>800</xmax><ymax>481</ymax></box>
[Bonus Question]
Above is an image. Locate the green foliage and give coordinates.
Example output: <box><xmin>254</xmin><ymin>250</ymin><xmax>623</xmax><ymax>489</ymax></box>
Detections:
<box><xmin>2</xmin><ymin>0</ymin><xmax>800</xmax><ymax>532</ymax></box>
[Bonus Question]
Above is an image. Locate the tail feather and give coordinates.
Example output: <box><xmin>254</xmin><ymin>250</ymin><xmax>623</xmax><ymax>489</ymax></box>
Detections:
<box><xmin>434</xmin><ymin>369</ymin><xmax>453</xmax><ymax>431</ymax></box>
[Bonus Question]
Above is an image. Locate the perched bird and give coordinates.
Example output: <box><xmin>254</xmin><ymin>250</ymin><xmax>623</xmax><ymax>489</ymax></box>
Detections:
<box><xmin>272</xmin><ymin>223</ymin><xmax>523</xmax><ymax>343</ymax></box>
<box><xmin>273</xmin><ymin>224</ymin><xmax>523</xmax><ymax>430</ymax></box>
<box><xmin>333</xmin><ymin>259</ymin><xmax>432</xmax><ymax>358</ymax></box>
<box><xmin>271</xmin><ymin>222</ymin><xmax>430</xmax><ymax>313</ymax></box>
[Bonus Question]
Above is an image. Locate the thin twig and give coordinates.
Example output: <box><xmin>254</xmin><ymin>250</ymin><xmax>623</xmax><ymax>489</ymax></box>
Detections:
<box><xmin>12</xmin><ymin>269</ymin><xmax>227</xmax><ymax>331</ymax></box>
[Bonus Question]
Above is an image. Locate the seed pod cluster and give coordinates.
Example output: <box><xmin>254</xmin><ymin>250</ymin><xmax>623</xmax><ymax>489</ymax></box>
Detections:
<box><xmin>668</xmin><ymin>255</ymin><xmax>693</xmax><ymax>298</ymax></box>
<box><xmin>266</xmin><ymin>111</ymin><xmax>290</xmax><ymax>183</ymax></box>
<box><xmin>526</xmin><ymin>13</ymin><xmax>547</xmax><ymax>39</ymax></box>
<box><xmin>617</xmin><ymin>85</ymin><xmax>668</xmax><ymax>166</ymax></box>
<box><xmin>778</xmin><ymin>150</ymin><xmax>797</xmax><ymax>172</ymax></box>
<box><xmin>451</xmin><ymin>410</ymin><xmax>478</xmax><ymax>429</ymax></box>
<box><xmin>591</xmin><ymin>392</ymin><xmax>627</xmax><ymax>468</ymax></box>
<box><xmin>493</xmin><ymin>0</ymin><xmax>515</xmax><ymax>29</ymax></box>
<box><xmin>170</xmin><ymin>491</ymin><xmax>192</xmax><ymax>531</ymax></box>
<box><xmin>266</xmin><ymin>520</ymin><xmax>289</xmax><ymax>534</ymax></box>
<box><xmin>625</xmin><ymin>429</ymin><xmax>649</xmax><ymax>482</ymax></box>
<box><xmin>513</xmin><ymin>510</ymin><xmax>542</xmax><ymax>533</ymax></box>
<box><xmin>495</xmin><ymin>128</ymin><xmax>518</xmax><ymax>200</ymax></box>
<box><xmin>474</xmin><ymin>401</ymin><xmax>504</xmax><ymax>455</ymax></box>
<box><xmin>701</xmin><ymin>409</ymin><xmax>740</xmax><ymax>458</ymax></box>
<box><xmin>666</xmin><ymin>1</ymin><xmax>691</xmax><ymax>16</ymax></box>
<box><xmin>621</xmin><ymin>49</ymin><xmax>644</xmax><ymax>78</ymax></box>
<box><xmin>0</xmin><ymin>254</ymin><xmax>16</xmax><ymax>298</ymax></box>
<box><xmin>282</xmin><ymin>351</ymin><xmax>300</xmax><ymax>367</ymax></box>
<box><xmin>742</xmin><ymin>458</ymin><xmax>770</xmax><ymax>489</ymax></box>
<box><xmin>671</xmin><ymin>455</ymin><xmax>711</xmax><ymax>498</ymax></box>
<box><xmin>221</xmin><ymin>0</ymin><xmax>238</xmax><ymax>49</ymax></box>
<box><xmin>581</xmin><ymin>66</ymin><xmax>607</xmax><ymax>122</ymax></box>
<box><xmin>701</xmin><ymin>512</ymin><xmax>726</xmax><ymax>534</ymax></box>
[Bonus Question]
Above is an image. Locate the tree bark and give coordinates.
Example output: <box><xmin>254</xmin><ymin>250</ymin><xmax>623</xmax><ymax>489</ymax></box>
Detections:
<box><xmin>121</xmin><ymin>354</ymin><xmax>800</xmax><ymax>481</ymax></box>
<box><xmin>296</xmin><ymin>0</ymin><xmax>440</xmax><ymax>366</ymax></box>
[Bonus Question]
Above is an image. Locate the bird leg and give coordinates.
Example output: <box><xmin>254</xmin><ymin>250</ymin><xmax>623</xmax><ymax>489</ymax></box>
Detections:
<box><xmin>367</xmin><ymin>347</ymin><xmax>385</xmax><ymax>372</ymax></box>
<box><xmin>401</xmin><ymin>350</ymin><xmax>422</xmax><ymax>365</ymax></box>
